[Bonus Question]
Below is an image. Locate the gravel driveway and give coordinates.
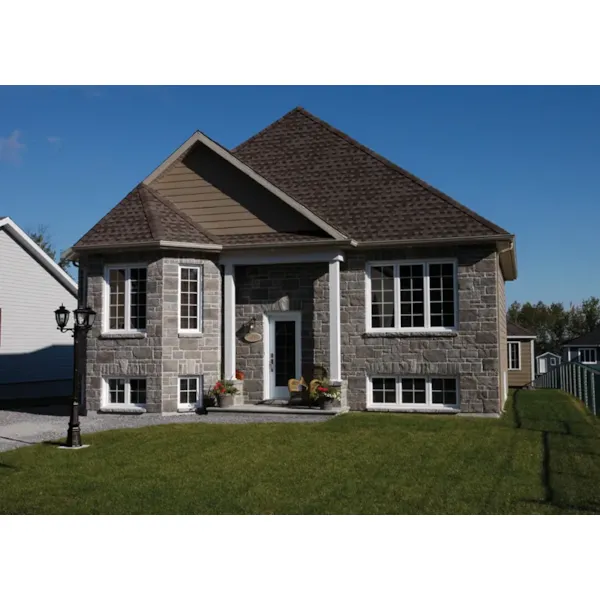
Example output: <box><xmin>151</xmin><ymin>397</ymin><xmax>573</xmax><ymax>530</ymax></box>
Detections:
<box><xmin>0</xmin><ymin>409</ymin><xmax>332</xmax><ymax>453</ymax></box>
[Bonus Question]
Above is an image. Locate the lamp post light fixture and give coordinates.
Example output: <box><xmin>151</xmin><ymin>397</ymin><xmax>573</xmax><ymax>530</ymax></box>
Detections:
<box><xmin>54</xmin><ymin>303</ymin><xmax>96</xmax><ymax>448</ymax></box>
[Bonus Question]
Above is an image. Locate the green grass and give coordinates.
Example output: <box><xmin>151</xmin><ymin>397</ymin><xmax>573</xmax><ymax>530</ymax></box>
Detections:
<box><xmin>1</xmin><ymin>389</ymin><xmax>599</xmax><ymax>514</ymax></box>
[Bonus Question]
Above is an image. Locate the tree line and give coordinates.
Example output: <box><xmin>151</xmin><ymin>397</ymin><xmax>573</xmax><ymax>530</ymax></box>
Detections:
<box><xmin>508</xmin><ymin>298</ymin><xmax>600</xmax><ymax>355</ymax></box>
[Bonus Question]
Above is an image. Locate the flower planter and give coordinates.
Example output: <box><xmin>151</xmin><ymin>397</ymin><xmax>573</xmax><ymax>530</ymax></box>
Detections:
<box><xmin>219</xmin><ymin>394</ymin><xmax>235</xmax><ymax>408</ymax></box>
<box><xmin>318</xmin><ymin>397</ymin><xmax>334</xmax><ymax>411</ymax></box>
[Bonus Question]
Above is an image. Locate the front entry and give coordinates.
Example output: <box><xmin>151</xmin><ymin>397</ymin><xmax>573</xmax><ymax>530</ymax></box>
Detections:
<box><xmin>264</xmin><ymin>312</ymin><xmax>301</xmax><ymax>399</ymax></box>
<box><xmin>539</xmin><ymin>357</ymin><xmax>547</xmax><ymax>374</ymax></box>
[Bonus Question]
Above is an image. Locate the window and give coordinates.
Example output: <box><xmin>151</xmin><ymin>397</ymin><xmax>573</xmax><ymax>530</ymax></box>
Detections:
<box><xmin>179</xmin><ymin>266</ymin><xmax>202</xmax><ymax>332</ymax></box>
<box><xmin>368</xmin><ymin>376</ymin><xmax>459</xmax><ymax>409</ymax></box>
<box><xmin>179</xmin><ymin>377</ymin><xmax>202</xmax><ymax>408</ymax></box>
<box><xmin>106</xmin><ymin>378</ymin><xmax>147</xmax><ymax>406</ymax></box>
<box><xmin>580</xmin><ymin>348</ymin><xmax>597</xmax><ymax>364</ymax></box>
<box><xmin>367</xmin><ymin>260</ymin><xmax>456</xmax><ymax>331</ymax></box>
<box><xmin>508</xmin><ymin>341</ymin><xmax>521</xmax><ymax>370</ymax></box>
<box><xmin>550</xmin><ymin>357</ymin><xmax>557</xmax><ymax>366</ymax></box>
<box><xmin>105</xmin><ymin>266</ymin><xmax>147</xmax><ymax>331</ymax></box>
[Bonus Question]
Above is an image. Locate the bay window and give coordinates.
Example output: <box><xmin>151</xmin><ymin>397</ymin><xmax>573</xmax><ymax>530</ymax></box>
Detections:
<box><xmin>179</xmin><ymin>266</ymin><xmax>202</xmax><ymax>332</ymax></box>
<box><xmin>105</xmin><ymin>265</ymin><xmax>147</xmax><ymax>332</ymax></box>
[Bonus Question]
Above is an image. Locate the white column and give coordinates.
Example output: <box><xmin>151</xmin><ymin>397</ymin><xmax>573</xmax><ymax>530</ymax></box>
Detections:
<box><xmin>223</xmin><ymin>262</ymin><xmax>236</xmax><ymax>381</ymax></box>
<box><xmin>329</xmin><ymin>258</ymin><xmax>342</xmax><ymax>383</ymax></box>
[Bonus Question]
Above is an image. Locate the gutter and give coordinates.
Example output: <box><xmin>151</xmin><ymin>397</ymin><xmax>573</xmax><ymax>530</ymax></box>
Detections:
<box><xmin>64</xmin><ymin>240</ymin><xmax>223</xmax><ymax>260</ymax></box>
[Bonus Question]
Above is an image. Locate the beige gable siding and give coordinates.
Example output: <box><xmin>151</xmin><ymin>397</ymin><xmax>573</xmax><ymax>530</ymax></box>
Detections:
<box><xmin>497</xmin><ymin>255</ymin><xmax>508</xmax><ymax>406</ymax></box>
<box><xmin>150</xmin><ymin>143</ymin><xmax>324</xmax><ymax>237</ymax></box>
<box><xmin>507</xmin><ymin>338</ymin><xmax>534</xmax><ymax>387</ymax></box>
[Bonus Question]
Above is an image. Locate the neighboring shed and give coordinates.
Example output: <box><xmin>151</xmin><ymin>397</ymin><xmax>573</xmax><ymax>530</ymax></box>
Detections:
<box><xmin>507</xmin><ymin>322</ymin><xmax>536</xmax><ymax>387</ymax></box>
<box><xmin>536</xmin><ymin>351</ymin><xmax>561</xmax><ymax>375</ymax></box>
<box><xmin>0</xmin><ymin>217</ymin><xmax>77</xmax><ymax>402</ymax></box>
<box><xmin>562</xmin><ymin>326</ymin><xmax>600</xmax><ymax>365</ymax></box>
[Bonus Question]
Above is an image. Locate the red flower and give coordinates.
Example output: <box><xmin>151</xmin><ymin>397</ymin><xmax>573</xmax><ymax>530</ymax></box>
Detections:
<box><xmin>317</xmin><ymin>386</ymin><xmax>327</xmax><ymax>393</ymax></box>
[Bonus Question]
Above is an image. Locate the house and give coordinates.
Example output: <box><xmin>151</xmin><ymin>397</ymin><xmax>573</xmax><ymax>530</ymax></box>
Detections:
<box><xmin>562</xmin><ymin>327</ymin><xmax>600</xmax><ymax>365</ymax></box>
<box><xmin>506</xmin><ymin>322</ymin><xmax>535</xmax><ymax>388</ymax></box>
<box><xmin>65</xmin><ymin>107</ymin><xmax>517</xmax><ymax>415</ymax></box>
<box><xmin>0</xmin><ymin>217</ymin><xmax>78</xmax><ymax>402</ymax></box>
<box><xmin>536</xmin><ymin>351</ymin><xmax>561</xmax><ymax>375</ymax></box>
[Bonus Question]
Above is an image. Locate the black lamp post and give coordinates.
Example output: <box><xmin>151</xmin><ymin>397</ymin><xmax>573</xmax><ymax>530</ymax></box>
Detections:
<box><xmin>54</xmin><ymin>304</ymin><xmax>96</xmax><ymax>448</ymax></box>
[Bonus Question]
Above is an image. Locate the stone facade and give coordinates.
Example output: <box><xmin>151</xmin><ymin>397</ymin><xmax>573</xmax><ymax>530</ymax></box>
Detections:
<box><xmin>341</xmin><ymin>245</ymin><xmax>501</xmax><ymax>412</ymax></box>
<box><xmin>80</xmin><ymin>243</ymin><xmax>504</xmax><ymax>414</ymax></box>
<box><xmin>234</xmin><ymin>263</ymin><xmax>329</xmax><ymax>403</ymax></box>
<box><xmin>81</xmin><ymin>251</ymin><xmax>221</xmax><ymax>413</ymax></box>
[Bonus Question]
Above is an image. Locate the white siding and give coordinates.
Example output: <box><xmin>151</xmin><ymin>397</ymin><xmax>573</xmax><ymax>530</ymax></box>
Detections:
<box><xmin>0</xmin><ymin>228</ymin><xmax>76</xmax><ymax>386</ymax></box>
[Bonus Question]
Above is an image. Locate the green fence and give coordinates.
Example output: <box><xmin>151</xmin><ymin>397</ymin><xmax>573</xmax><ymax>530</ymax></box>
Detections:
<box><xmin>534</xmin><ymin>361</ymin><xmax>598</xmax><ymax>416</ymax></box>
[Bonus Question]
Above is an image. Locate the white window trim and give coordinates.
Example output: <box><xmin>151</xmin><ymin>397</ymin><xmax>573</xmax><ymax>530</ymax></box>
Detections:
<box><xmin>365</xmin><ymin>259</ymin><xmax>458</xmax><ymax>333</ymax></box>
<box><xmin>178</xmin><ymin>376</ymin><xmax>202</xmax><ymax>410</ymax></box>
<box><xmin>366</xmin><ymin>375</ymin><xmax>460</xmax><ymax>411</ymax></box>
<box><xmin>508</xmin><ymin>341</ymin><xmax>521</xmax><ymax>370</ymax></box>
<box><xmin>103</xmin><ymin>377</ymin><xmax>147</xmax><ymax>407</ymax></box>
<box><xmin>580</xmin><ymin>348</ymin><xmax>597</xmax><ymax>364</ymax></box>
<box><xmin>550</xmin><ymin>357</ymin><xmax>557</xmax><ymax>366</ymax></box>
<box><xmin>103</xmin><ymin>263</ymin><xmax>148</xmax><ymax>334</ymax></box>
<box><xmin>178</xmin><ymin>265</ymin><xmax>203</xmax><ymax>334</ymax></box>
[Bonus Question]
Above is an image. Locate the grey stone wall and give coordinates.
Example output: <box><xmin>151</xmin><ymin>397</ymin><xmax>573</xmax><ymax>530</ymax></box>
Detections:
<box><xmin>81</xmin><ymin>251</ymin><xmax>221</xmax><ymax>413</ymax></box>
<box><xmin>160</xmin><ymin>254</ymin><xmax>221</xmax><ymax>412</ymax></box>
<box><xmin>234</xmin><ymin>263</ymin><xmax>329</xmax><ymax>403</ymax></box>
<box><xmin>341</xmin><ymin>245</ymin><xmax>501</xmax><ymax>412</ymax></box>
<box><xmin>82</xmin><ymin>251</ymin><xmax>164</xmax><ymax>413</ymax></box>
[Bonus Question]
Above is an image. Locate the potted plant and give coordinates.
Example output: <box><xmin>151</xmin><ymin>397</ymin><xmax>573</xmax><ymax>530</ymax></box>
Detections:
<box><xmin>310</xmin><ymin>379</ymin><xmax>340</xmax><ymax>410</ymax></box>
<box><xmin>209</xmin><ymin>380</ymin><xmax>238</xmax><ymax>407</ymax></box>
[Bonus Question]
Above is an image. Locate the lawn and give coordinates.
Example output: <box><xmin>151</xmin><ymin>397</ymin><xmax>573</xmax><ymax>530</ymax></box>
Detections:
<box><xmin>1</xmin><ymin>389</ymin><xmax>599</xmax><ymax>514</ymax></box>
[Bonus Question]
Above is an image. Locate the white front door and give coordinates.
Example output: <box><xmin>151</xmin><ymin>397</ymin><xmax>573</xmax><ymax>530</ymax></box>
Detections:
<box><xmin>539</xmin><ymin>358</ymin><xmax>547</xmax><ymax>374</ymax></box>
<box><xmin>265</xmin><ymin>312</ymin><xmax>302</xmax><ymax>399</ymax></box>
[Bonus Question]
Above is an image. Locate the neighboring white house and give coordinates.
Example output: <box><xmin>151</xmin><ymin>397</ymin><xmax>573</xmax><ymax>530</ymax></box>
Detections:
<box><xmin>536</xmin><ymin>351</ymin><xmax>561</xmax><ymax>375</ymax></box>
<box><xmin>0</xmin><ymin>217</ymin><xmax>77</xmax><ymax>401</ymax></box>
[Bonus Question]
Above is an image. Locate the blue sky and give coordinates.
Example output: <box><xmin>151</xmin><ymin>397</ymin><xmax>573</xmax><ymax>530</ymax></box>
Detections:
<box><xmin>1</xmin><ymin>85</ymin><xmax>598</xmax><ymax>307</ymax></box>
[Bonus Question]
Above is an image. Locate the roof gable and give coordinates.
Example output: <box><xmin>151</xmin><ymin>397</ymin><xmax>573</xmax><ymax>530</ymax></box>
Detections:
<box><xmin>143</xmin><ymin>131</ymin><xmax>346</xmax><ymax>241</ymax></box>
<box><xmin>0</xmin><ymin>217</ymin><xmax>77</xmax><ymax>296</ymax></box>
<box><xmin>233</xmin><ymin>107</ymin><xmax>511</xmax><ymax>243</ymax></box>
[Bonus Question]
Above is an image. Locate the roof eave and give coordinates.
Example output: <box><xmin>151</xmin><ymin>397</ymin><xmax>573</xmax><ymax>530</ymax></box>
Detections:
<box><xmin>221</xmin><ymin>239</ymin><xmax>357</xmax><ymax>251</ymax></box>
<box><xmin>67</xmin><ymin>240</ymin><xmax>223</xmax><ymax>259</ymax></box>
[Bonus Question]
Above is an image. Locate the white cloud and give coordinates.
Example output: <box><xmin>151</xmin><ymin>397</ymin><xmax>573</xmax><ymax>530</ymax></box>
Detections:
<box><xmin>0</xmin><ymin>130</ymin><xmax>26</xmax><ymax>164</ymax></box>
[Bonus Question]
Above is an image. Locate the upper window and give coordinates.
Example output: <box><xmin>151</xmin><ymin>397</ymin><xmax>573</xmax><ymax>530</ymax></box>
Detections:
<box><xmin>550</xmin><ymin>357</ymin><xmax>557</xmax><ymax>366</ymax></box>
<box><xmin>179</xmin><ymin>266</ymin><xmax>202</xmax><ymax>332</ymax></box>
<box><xmin>580</xmin><ymin>348</ymin><xmax>597</xmax><ymax>364</ymax></box>
<box><xmin>366</xmin><ymin>260</ymin><xmax>457</xmax><ymax>331</ymax></box>
<box><xmin>106</xmin><ymin>266</ymin><xmax>147</xmax><ymax>332</ymax></box>
<box><xmin>508</xmin><ymin>341</ymin><xmax>521</xmax><ymax>370</ymax></box>
<box><xmin>369</xmin><ymin>376</ymin><xmax>458</xmax><ymax>409</ymax></box>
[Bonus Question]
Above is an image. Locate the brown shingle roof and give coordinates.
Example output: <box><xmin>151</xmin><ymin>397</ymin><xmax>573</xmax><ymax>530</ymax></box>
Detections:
<box><xmin>507</xmin><ymin>322</ymin><xmax>535</xmax><ymax>337</ymax></box>
<box><xmin>73</xmin><ymin>184</ymin><xmax>218</xmax><ymax>249</ymax></box>
<box><xmin>232</xmin><ymin>107</ymin><xmax>510</xmax><ymax>243</ymax></box>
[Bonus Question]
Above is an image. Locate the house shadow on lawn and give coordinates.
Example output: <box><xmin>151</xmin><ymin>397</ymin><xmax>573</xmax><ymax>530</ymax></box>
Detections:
<box><xmin>512</xmin><ymin>387</ymin><xmax>600</xmax><ymax>514</ymax></box>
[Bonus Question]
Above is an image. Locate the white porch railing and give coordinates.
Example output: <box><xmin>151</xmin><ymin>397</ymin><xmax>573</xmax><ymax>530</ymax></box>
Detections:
<box><xmin>533</xmin><ymin>360</ymin><xmax>599</xmax><ymax>416</ymax></box>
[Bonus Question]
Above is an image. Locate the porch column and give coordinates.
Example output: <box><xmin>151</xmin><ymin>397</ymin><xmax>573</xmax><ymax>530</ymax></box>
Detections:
<box><xmin>224</xmin><ymin>262</ymin><xmax>236</xmax><ymax>381</ymax></box>
<box><xmin>329</xmin><ymin>257</ymin><xmax>342</xmax><ymax>383</ymax></box>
